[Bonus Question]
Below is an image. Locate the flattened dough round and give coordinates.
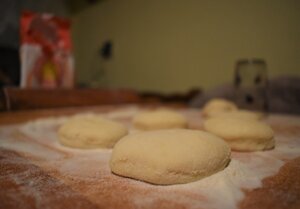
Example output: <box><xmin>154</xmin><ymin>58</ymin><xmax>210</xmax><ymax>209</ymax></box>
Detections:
<box><xmin>202</xmin><ymin>98</ymin><xmax>238</xmax><ymax>118</ymax></box>
<box><xmin>110</xmin><ymin>129</ymin><xmax>231</xmax><ymax>185</ymax></box>
<box><xmin>211</xmin><ymin>110</ymin><xmax>264</xmax><ymax>121</ymax></box>
<box><xmin>58</xmin><ymin>116</ymin><xmax>128</xmax><ymax>149</ymax></box>
<box><xmin>204</xmin><ymin>117</ymin><xmax>274</xmax><ymax>151</ymax></box>
<box><xmin>133</xmin><ymin>109</ymin><xmax>188</xmax><ymax>130</ymax></box>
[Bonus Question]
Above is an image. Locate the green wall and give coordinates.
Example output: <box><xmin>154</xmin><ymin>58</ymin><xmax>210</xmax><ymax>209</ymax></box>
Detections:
<box><xmin>72</xmin><ymin>0</ymin><xmax>300</xmax><ymax>92</ymax></box>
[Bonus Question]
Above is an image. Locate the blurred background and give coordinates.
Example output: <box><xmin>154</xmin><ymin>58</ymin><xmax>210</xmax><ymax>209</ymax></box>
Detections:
<box><xmin>0</xmin><ymin>0</ymin><xmax>299</xmax><ymax>111</ymax></box>
<box><xmin>72</xmin><ymin>0</ymin><xmax>300</xmax><ymax>92</ymax></box>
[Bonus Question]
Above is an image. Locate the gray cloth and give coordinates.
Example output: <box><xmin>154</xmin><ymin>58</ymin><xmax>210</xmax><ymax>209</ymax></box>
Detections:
<box><xmin>189</xmin><ymin>75</ymin><xmax>300</xmax><ymax>115</ymax></box>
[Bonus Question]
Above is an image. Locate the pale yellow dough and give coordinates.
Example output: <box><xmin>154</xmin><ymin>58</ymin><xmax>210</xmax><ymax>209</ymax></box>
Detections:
<box><xmin>58</xmin><ymin>116</ymin><xmax>128</xmax><ymax>149</ymax></box>
<box><xmin>202</xmin><ymin>98</ymin><xmax>238</xmax><ymax>118</ymax></box>
<box><xmin>211</xmin><ymin>110</ymin><xmax>264</xmax><ymax>121</ymax></box>
<box><xmin>110</xmin><ymin>129</ymin><xmax>231</xmax><ymax>185</ymax></box>
<box><xmin>133</xmin><ymin>109</ymin><xmax>188</xmax><ymax>130</ymax></box>
<box><xmin>204</xmin><ymin>117</ymin><xmax>274</xmax><ymax>151</ymax></box>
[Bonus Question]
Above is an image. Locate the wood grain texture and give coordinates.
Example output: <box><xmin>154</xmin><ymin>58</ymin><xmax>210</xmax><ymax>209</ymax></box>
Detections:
<box><xmin>0</xmin><ymin>149</ymin><xmax>100</xmax><ymax>209</ymax></box>
<box><xmin>239</xmin><ymin>157</ymin><xmax>300</xmax><ymax>209</ymax></box>
<box><xmin>0</xmin><ymin>106</ymin><xmax>299</xmax><ymax>209</ymax></box>
<box><xmin>3</xmin><ymin>87</ymin><xmax>140</xmax><ymax>111</ymax></box>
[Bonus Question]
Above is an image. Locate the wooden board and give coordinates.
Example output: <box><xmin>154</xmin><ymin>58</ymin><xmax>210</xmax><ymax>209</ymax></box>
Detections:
<box><xmin>0</xmin><ymin>105</ymin><xmax>300</xmax><ymax>209</ymax></box>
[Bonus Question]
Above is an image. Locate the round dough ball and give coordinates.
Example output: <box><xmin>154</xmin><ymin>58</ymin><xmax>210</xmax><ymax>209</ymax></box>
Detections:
<box><xmin>204</xmin><ymin>117</ymin><xmax>274</xmax><ymax>151</ymax></box>
<box><xmin>211</xmin><ymin>110</ymin><xmax>264</xmax><ymax>121</ymax></box>
<box><xmin>202</xmin><ymin>98</ymin><xmax>238</xmax><ymax>118</ymax></box>
<box><xmin>110</xmin><ymin>129</ymin><xmax>231</xmax><ymax>185</ymax></box>
<box><xmin>58</xmin><ymin>116</ymin><xmax>128</xmax><ymax>149</ymax></box>
<box><xmin>133</xmin><ymin>109</ymin><xmax>188</xmax><ymax>130</ymax></box>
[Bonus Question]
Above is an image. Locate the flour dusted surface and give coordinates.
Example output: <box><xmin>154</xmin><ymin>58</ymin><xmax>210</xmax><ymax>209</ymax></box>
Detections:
<box><xmin>0</xmin><ymin>106</ymin><xmax>300</xmax><ymax>209</ymax></box>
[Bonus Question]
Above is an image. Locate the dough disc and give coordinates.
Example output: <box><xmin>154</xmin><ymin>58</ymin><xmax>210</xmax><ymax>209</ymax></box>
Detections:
<box><xmin>58</xmin><ymin>116</ymin><xmax>128</xmax><ymax>149</ymax></box>
<box><xmin>110</xmin><ymin>129</ymin><xmax>231</xmax><ymax>185</ymax></box>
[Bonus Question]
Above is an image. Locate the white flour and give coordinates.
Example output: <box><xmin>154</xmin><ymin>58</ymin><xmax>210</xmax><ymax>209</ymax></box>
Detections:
<box><xmin>0</xmin><ymin>107</ymin><xmax>299</xmax><ymax>209</ymax></box>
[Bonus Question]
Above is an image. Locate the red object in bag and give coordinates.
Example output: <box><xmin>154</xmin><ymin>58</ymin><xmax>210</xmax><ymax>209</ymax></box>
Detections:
<box><xmin>20</xmin><ymin>11</ymin><xmax>74</xmax><ymax>88</ymax></box>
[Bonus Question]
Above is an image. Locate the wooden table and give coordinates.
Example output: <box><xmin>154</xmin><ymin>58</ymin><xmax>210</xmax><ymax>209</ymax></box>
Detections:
<box><xmin>0</xmin><ymin>105</ymin><xmax>300</xmax><ymax>209</ymax></box>
<box><xmin>0</xmin><ymin>106</ymin><xmax>128</xmax><ymax>125</ymax></box>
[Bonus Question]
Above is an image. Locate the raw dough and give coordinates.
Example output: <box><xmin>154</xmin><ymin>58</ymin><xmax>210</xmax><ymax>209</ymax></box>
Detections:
<box><xmin>133</xmin><ymin>109</ymin><xmax>188</xmax><ymax>130</ymax></box>
<box><xmin>211</xmin><ymin>110</ymin><xmax>264</xmax><ymax>121</ymax></box>
<box><xmin>110</xmin><ymin>129</ymin><xmax>231</xmax><ymax>185</ymax></box>
<box><xmin>58</xmin><ymin>116</ymin><xmax>128</xmax><ymax>149</ymax></box>
<box><xmin>204</xmin><ymin>117</ymin><xmax>274</xmax><ymax>151</ymax></box>
<box><xmin>202</xmin><ymin>98</ymin><xmax>238</xmax><ymax>118</ymax></box>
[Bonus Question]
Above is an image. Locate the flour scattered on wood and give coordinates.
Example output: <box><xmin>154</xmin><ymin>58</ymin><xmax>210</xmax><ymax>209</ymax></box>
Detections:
<box><xmin>0</xmin><ymin>107</ymin><xmax>299</xmax><ymax>209</ymax></box>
